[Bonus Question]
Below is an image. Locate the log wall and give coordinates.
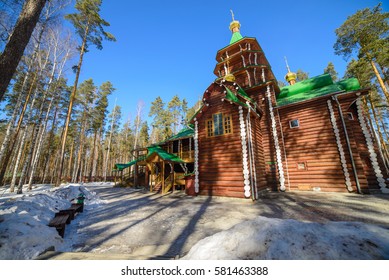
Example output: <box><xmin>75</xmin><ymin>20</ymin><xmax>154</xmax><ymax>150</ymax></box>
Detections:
<box><xmin>276</xmin><ymin>94</ymin><xmax>386</xmax><ymax>193</ymax></box>
<box><xmin>197</xmin><ymin>89</ymin><xmax>246</xmax><ymax>198</ymax></box>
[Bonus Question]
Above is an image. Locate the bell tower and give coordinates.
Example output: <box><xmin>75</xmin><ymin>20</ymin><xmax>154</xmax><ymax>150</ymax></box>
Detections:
<box><xmin>213</xmin><ymin>12</ymin><xmax>280</xmax><ymax>99</ymax></box>
<box><xmin>212</xmin><ymin>12</ymin><xmax>286</xmax><ymax>192</ymax></box>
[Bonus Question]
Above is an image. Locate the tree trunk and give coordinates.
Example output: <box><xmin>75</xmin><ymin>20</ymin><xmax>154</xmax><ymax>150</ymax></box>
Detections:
<box><xmin>17</xmin><ymin>123</ymin><xmax>40</xmax><ymax>193</ymax></box>
<box><xmin>42</xmin><ymin>103</ymin><xmax>59</xmax><ymax>183</ymax></box>
<box><xmin>88</xmin><ymin>130</ymin><xmax>98</xmax><ymax>182</ymax></box>
<box><xmin>92</xmin><ymin>128</ymin><xmax>102</xmax><ymax>180</ymax></box>
<box><xmin>10</xmin><ymin>125</ymin><xmax>31</xmax><ymax>193</ymax></box>
<box><xmin>73</xmin><ymin>117</ymin><xmax>86</xmax><ymax>182</ymax></box>
<box><xmin>370</xmin><ymin>60</ymin><xmax>389</xmax><ymax>104</ymax></box>
<box><xmin>367</xmin><ymin>95</ymin><xmax>389</xmax><ymax>167</ymax></box>
<box><xmin>0</xmin><ymin>73</ymin><xmax>37</xmax><ymax>185</ymax></box>
<box><xmin>0</xmin><ymin>69</ymin><xmax>31</xmax><ymax>166</ymax></box>
<box><xmin>0</xmin><ymin>0</ymin><xmax>47</xmax><ymax>101</ymax></box>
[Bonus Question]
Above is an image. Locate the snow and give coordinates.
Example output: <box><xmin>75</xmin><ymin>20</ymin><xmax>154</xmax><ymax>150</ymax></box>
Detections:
<box><xmin>0</xmin><ymin>182</ymin><xmax>107</xmax><ymax>260</ymax></box>
<box><xmin>1</xmin><ymin>182</ymin><xmax>389</xmax><ymax>260</ymax></box>
<box><xmin>182</xmin><ymin>216</ymin><xmax>389</xmax><ymax>260</ymax></box>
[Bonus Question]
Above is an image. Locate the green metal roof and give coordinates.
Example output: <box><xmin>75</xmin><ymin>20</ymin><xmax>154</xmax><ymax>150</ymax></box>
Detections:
<box><xmin>146</xmin><ymin>145</ymin><xmax>185</xmax><ymax>163</ymax></box>
<box><xmin>163</xmin><ymin>127</ymin><xmax>194</xmax><ymax>142</ymax></box>
<box><xmin>225</xmin><ymin>87</ymin><xmax>248</xmax><ymax>107</ymax></box>
<box><xmin>276</xmin><ymin>74</ymin><xmax>361</xmax><ymax>107</ymax></box>
<box><xmin>113</xmin><ymin>159</ymin><xmax>138</xmax><ymax>171</ymax></box>
<box><xmin>230</xmin><ymin>31</ymin><xmax>243</xmax><ymax>45</ymax></box>
<box><xmin>237</xmin><ymin>87</ymin><xmax>254</xmax><ymax>103</ymax></box>
<box><xmin>113</xmin><ymin>144</ymin><xmax>186</xmax><ymax>171</ymax></box>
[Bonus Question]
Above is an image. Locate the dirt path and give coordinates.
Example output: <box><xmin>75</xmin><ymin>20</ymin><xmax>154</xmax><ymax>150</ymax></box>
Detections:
<box><xmin>57</xmin><ymin>185</ymin><xmax>389</xmax><ymax>259</ymax></box>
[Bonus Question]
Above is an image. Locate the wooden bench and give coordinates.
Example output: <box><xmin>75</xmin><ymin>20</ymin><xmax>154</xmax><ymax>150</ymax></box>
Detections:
<box><xmin>70</xmin><ymin>203</ymin><xmax>83</xmax><ymax>213</ymax></box>
<box><xmin>48</xmin><ymin>214</ymin><xmax>70</xmax><ymax>238</ymax></box>
<box><xmin>57</xmin><ymin>209</ymin><xmax>76</xmax><ymax>224</ymax></box>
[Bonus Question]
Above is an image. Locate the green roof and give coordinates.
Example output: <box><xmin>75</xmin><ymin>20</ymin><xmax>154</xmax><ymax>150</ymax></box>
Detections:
<box><xmin>230</xmin><ymin>31</ymin><xmax>243</xmax><ymax>45</ymax></box>
<box><xmin>146</xmin><ymin>145</ymin><xmax>185</xmax><ymax>163</ymax></box>
<box><xmin>113</xmin><ymin>159</ymin><xmax>138</xmax><ymax>171</ymax></box>
<box><xmin>163</xmin><ymin>127</ymin><xmax>194</xmax><ymax>142</ymax></box>
<box><xmin>276</xmin><ymin>74</ymin><xmax>361</xmax><ymax>107</ymax></box>
<box><xmin>225</xmin><ymin>87</ymin><xmax>248</xmax><ymax>107</ymax></box>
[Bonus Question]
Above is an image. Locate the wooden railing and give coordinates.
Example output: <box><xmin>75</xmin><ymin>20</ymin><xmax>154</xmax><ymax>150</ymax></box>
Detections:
<box><xmin>173</xmin><ymin>151</ymin><xmax>194</xmax><ymax>162</ymax></box>
<box><xmin>151</xmin><ymin>173</ymin><xmax>163</xmax><ymax>192</ymax></box>
<box><xmin>162</xmin><ymin>173</ymin><xmax>174</xmax><ymax>194</ymax></box>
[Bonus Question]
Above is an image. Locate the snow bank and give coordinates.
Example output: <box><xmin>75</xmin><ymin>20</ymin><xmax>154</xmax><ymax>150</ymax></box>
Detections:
<box><xmin>0</xmin><ymin>183</ymin><xmax>105</xmax><ymax>260</ymax></box>
<box><xmin>182</xmin><ymin>217</ymin><xmax>389</xmax><ymax>260</ymax></box>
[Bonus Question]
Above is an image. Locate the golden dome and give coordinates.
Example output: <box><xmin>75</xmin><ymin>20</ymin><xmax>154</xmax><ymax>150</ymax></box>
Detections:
<box><xmin>284</xmin><ymin>56</ymin><xmax>297</xmax><ymax>85</ymax></box>
<box><xmin>224</xmin><ymin>73</ymin><xmax>236</xmax><ymax>82</ymax></box>
<box><xmin>229</xmin><ymin>10</ymin><xmax>241</xmax><ymax>32</ymax></box>
<box><xmin>285</xmin><ymin>72</ymin><xmax>297</xmax><ymax>83</ymax></box>
<box><xmin>229</xmin><ymin>20</ymin><xmax>241</xmax><ymax>32</ymax></box>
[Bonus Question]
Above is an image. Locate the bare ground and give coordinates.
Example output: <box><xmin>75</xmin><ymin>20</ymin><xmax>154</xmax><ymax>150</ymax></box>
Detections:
<box><xmin>39</xmin><ymin>184</ymin><xmax>389</xmax><ymax>259</ymax></box>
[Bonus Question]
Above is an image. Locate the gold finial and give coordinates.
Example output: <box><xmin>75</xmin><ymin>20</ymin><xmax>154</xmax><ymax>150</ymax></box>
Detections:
<box><xmin>229</xmin><ymin>9</ymin><xmax>241</xmax><ymax>32</ymax></box>
<box><xmin>284</xmin><ymin>56</ymin><xmax>297</xmax><ymax>85</ymax></box>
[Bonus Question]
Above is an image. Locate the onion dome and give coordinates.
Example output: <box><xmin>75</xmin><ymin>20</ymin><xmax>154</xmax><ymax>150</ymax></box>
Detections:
<box><xmin>224</xmin><ymin>73</ymin><xmax>236</xmax><ymax>82</ymax></box>
<box><xmin>229</xmin><ymin>10</ymin><xmax>243</xmax><ymax>45</ymax></box>
<box><xmin>284</xmin><ymin>57</ymin><xmax>297</xmax><ymax>85</ymax></box>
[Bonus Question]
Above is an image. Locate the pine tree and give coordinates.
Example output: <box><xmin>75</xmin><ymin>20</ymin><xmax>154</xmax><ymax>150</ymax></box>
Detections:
<box><xmin>139</xmin><ymin>121</ymin><xmax>149</xmax><ymax>148</ymax></box>
<box><xmin>296</xmin><ymin>69</ymin><xmax>309</xmax><ymax>82</ymax></box>
<box><xmin>334</xmin><ymin>3</ymin><xmax>389</xmax><ymax>103</ymax></box>
<box><xmin>103</xmin><ymin>104</ymin><xmax>121</xmax><ymax>181</ymax></box>
<box><xmin>57</xmin><ymin>0</ymin><xmax>115</xmax><ymax>185</ymax></box>
<box><xmin>0</xmin><ymin>0</ymin><xmax>48</xmax><ymax>101</ymax></box>
<box><xmin>168</xmin><ymin>95</ymin><xmax>183</xmax><ymax>134</ymax></box>
<box><xmin>88</xmin><ymin>81</ymin><xmax>113</xmax><ymax>181</ymax></box>
<box><xmin>149</xmin><ymin>96</ymin><xmax>172</xmax><ymax>143</ymax></box>
<box><xmin>324</xmin><ymin>62</ymin><xmax>338</xmax><ymax>81</ymax></box>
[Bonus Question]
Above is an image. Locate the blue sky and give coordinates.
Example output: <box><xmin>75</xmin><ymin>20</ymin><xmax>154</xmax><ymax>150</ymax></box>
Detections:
<box><xmin>70</xmin><ymin>0</ymin><xmax>388</xmax><ymax>125</ymax></box>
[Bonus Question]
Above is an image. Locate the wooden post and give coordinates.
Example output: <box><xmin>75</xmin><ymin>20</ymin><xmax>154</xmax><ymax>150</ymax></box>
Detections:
<box><xmin>161</xmin><ymin>161</ymin><xmax>165</xmax><ymax>194</ymax></box>
<box><xmin>114</xmin><ymin>172</ymin><xmax>117</xmax><ymax>187</ymax></box>
<box><xmin>150</xmin><ymin>164</ymin><xmax>154</xmax><ymax>192</ymax></box>
<box><xmin>134</xmin><ymin>162</ymin><xmax>138</xmax><ymax>187</ymax></box>
<box><xmin>179</xmin><ymin>140</ymin><xmax>182</xmax><ymax>158</ymax></box>
<box><xmin>173</xmin><ymin>170</ymin><xmax>176</xmax><ymax>192</ymax></box>
<box><xmin>145</xmin><ymin>165</ymin><xmax>149</xmax><ymax>188</ymax></box>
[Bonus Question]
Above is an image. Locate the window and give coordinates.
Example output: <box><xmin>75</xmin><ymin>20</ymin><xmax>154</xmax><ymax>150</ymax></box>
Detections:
<box><xmin>207</xmin><ymin>119</ymin><xmax>213</xmax><ymax>137</ymax></box>
<box><xmin>297</xmin><ymin>162</ymin><xmax>307</xmax><ymax>170</ymax></box>
<box><xmin>206</xmin><ymin>113</ymin><xmax>232</xmax><ymax>137</ymax></box>
<box><xmin>346</xmin><ymin>112</ymin><xmax>354</xmax><ymax>120</ymax></box>
<box><xmin>289</xmin><ymin>119</ymin><xmax>299</xmax><ymax>128</ymax></box>
<box><xmin>213</xmin><ymin>113</ymin><xmax>223</xmax><ymax>136</ymax></box>
<box><xmin>224</xmin><ymin>115</ymin><xmax>232</xmax><ymax>134</ymax></box>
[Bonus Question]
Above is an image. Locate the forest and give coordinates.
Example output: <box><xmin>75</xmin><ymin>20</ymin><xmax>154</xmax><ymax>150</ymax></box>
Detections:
<box><xmin>0</xmin><ymin>0</ymin><xmax>388</xmax><ymax>193</ymax></box>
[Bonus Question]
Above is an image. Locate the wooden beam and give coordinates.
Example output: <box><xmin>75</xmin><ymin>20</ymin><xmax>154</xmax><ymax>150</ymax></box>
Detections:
<box><xmin>161</xmin><ymin>161</ymin><xmax>165</xmax><ymax>194</ymax></box>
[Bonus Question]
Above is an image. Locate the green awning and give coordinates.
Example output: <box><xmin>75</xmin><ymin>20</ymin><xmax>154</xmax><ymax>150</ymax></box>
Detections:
<box><xmin>113</xmin><ymin>159</ymin><xmax>138</xmax><ymax>171</ymax></box>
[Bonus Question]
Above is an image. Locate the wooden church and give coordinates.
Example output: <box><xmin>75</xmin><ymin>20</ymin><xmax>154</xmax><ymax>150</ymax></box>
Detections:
<box><xmin>115</xmin><ymin>15</ymin><xmax>389</xmax><ymax>199</ymax></box>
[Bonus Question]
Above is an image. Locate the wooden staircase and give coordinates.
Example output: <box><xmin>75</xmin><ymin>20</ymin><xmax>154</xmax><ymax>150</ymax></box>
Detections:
<box><xmin>151</xmin><ymin>173</ymin><xmax>175</xmax><ymax>194</ymax></box>
<box><xmin>162</xmin><ymin>173</ymin><xmax>174</xmax><ymax>194</ymax></box>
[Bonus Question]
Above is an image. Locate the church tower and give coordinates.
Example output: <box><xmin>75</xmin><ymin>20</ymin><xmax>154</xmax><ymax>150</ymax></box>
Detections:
<box><xmin>212</xmin><ymin>12</ymin><xmax>286</xmax><ymax>192</ymax></box>
<box><xmin>190</xmin><ymin>12</ymin><xmax>287</xmax><ymax>199</ymax></box>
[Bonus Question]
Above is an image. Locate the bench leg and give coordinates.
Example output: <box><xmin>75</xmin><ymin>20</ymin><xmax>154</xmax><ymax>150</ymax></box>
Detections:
<box><xmin>55</xmin><ymin>225</ymin><xmax>66</xmax><ymax>238</ymax></box>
